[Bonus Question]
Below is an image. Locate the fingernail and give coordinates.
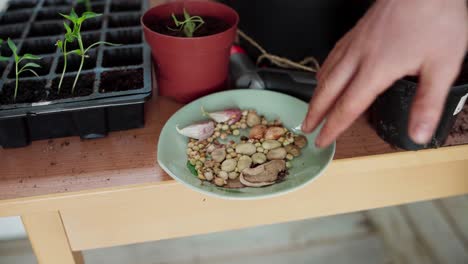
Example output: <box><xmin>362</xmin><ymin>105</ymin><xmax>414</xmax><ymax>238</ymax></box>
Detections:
<box><xmin>411</xmin><ymin>122</ymin><xmax>432</xmax><ymax>144</ymax></box>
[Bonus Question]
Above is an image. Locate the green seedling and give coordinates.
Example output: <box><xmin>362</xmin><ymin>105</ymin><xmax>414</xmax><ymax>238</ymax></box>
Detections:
<box><xmin>77</xmin><ymin>0</ymin><xmax>92</xmax><ymax>12</ymax></box>
<box><xmin>60</xmin><ymin>9</ymin><xmax>120</xmax><ymax>93</ymax></box>
<box><xmin>5</xmin><ymin>38</ymin><xmax>42</xmax><ymax>101</ymax></box>
<box><xmin>55</xmin><ymin>22</ymin><xmax>76</xmax><ymax>93</ymax></box>
<box><xmin>168</xmin><ymin>8</ymin><xmax>205</xmax><ymax>37</ymax></box>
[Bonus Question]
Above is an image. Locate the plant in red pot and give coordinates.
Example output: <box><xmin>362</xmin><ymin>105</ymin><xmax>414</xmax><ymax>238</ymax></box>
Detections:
<box><xmin>142</xmin><ymin>1</ymin><xmax>239</xmax><ymax>103</ymax></box>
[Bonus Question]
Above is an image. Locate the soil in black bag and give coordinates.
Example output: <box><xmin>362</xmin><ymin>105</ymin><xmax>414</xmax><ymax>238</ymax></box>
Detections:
<box><xmin>149</xmin><ymin>16</ymin><xmax>230</xmax><ymax>37</ymax></box>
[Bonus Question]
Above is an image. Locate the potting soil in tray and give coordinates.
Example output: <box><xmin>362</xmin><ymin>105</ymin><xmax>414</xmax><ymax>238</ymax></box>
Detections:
<box><xmin>0</xmin><ymin>0</ymin><xmax>152</xmax><ymax>148</ymax></box>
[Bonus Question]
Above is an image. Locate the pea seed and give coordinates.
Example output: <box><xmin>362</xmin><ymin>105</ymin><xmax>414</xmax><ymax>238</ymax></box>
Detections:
<box><xmin>231</xmin><ymin>125</ymin><xmax>238</xmax><ymax>130</ymax></box>
<box><xmin>286</xmin><ymin>161</ymin><xmax>292</xmax><ymax>168</ymax></box>
<box><xmin>222</xmin><ymin>124</ymin><xmax>229</xmax><ymax>131</ymax></box>
<box><xmin>286</xmin><ymin>154</ymin><xmax>294</xmax><ymax>160</ymax></box>
<box><xmin>227</xmin><ymin>148</ymin><xmax>234</xmax><ymax>153</ymax></box>
<box><xmin>214</xmin><ymin>131</ymin><xmax>221</xmax><ymax>137</ymax></box>
<box><xmin>240</xmin><ymin>123</ymin><xmax>247</xmax><ymax>129</ymax></box>
<box><xmin>233</xmin><ymin>129</ymin><xmax>240</xmax><ymax>136</ymax></box>
<box><xmin>188</xmin><ymin>142</ymin><xmax>194</xmax><ymax>148</ymax></box>
<box><xmin>278</xmin><ymin>137</ymin><xmax>285</xmax><ymax>143</ymax></box>
<box><xmin>255</xmin><ymin>142</ymin><xmax>261</xmax><ymax>147</ymax></box>
<box><xmin>192</xmin><ymin>146</ymin><xmax>200</xmax><ymax>151</ymax></box>
<box><xmin>189</xmin><ymin>159</ymin><xmax>196</xmax><ymax>165</ymax></box>
<box><xmin>220</xmin><ymin>133</ymin><xmax>227</xmax><ymax>140</ymax></box>
<box><xmin>257</xmin><ymin>147</ymin><xmax>264</xmax><ymax>152</ymax></box>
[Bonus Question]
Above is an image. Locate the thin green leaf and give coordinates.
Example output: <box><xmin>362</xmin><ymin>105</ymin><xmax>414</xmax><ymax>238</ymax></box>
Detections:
<box><xmin>0</xmin><ymin>39</ymin><xmax>3</xmax><ymax>46</ymax></box>
<box><xmin>171</xmin><ymin>13</ymin><xmax>181</xmax><ymax>26</ymax></box>
<box><xmin>183</xmin><ymin>8</ymin><xmax>191</xmax><ymax>21</ymax></box>
<box><xmin>60</xmin><ymin>13</ymin><xmax>76</xmax><ymax>23</ymax></box>
<box><xmin>84</xmin><ymin>41</ymin><xmax>121</xmax><ymax>53</ymax></box>
<box><xmin>70</xmin><ymin>9</ymin><xmax>78</xmax><ymax>19</ymax></box>
<box><xmin>0</xmin><ymin>56</ymin><xmax>9</xmax><ymax>62</ymax></box>
<box><xmin>7</xmin><ymin>38</ymin><xmax>17</xmax><ymax>55</ymax></box>
<box><xmin>19</xmin><ymin>69</ymin><xmax>40</xmax><ymax>78</ymax></box>
<box><xmin>21</xmin><ymin>54</ymin><xmax>42</xmax><ymax>60</ymax></box>
<box><xmin>82</xmin><ymin>11</ymin><xmax>101</xmax><ymax>19</ymax></box>
<box><xmin>66</xmin><ymin>49</ymin><xmax>82</xmax><ymax>56</ymax></box>
<box><xmin>56</xmin><ymin>40</ymin><xmax>63</xmax><ymax>50</ymax></box>
<box><xmin>64</xmin><ymin>22</ymin><xmax>73</xmax><ymax>34</ymax></box>
<box><xmin>22</xmin><ymin>62</ymin><xmax>41</xmax><ymax>69</ymax></box>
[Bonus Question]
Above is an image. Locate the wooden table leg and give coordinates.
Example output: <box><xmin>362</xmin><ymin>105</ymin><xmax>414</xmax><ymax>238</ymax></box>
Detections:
<box><xmin>22</xmin><ymin>211</ymin><xmax>83</xmax><ymax>264</ymax></box>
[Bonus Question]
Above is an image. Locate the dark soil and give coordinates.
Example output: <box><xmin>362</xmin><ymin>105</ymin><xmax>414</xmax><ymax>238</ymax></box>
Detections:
<box><xmin>150</xmin><ymin>16</ymin><xmax>230</xmax><ymax>37</ymax></box>
<box><xmin>100</xmin><ymin>68</ymin><xmax>143</xmax><ymax>93</ymax></box>
<box><xmin>49</xmin><ymin>74</ymin><xmax>95</xmax><ymax>100</ymax></box>
<box><xmin>0</xmin><ymin>80</ymin><xmax>47</xmax><ymax>105</ymax></box>
<box><xmin>446</xmin><ymin>104</ymin><xmax>468</xmax><ymax>146</ymax></box>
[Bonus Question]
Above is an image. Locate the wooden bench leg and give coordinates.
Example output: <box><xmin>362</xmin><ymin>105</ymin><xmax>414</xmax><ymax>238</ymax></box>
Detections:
<box><xmin>22</xmin><ymin>211</ymin><xmax>83</xmax><ymax>264</ymax></box>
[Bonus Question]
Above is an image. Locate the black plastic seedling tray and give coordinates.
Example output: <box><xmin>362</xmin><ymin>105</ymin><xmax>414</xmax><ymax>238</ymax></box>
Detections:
<box><xmin>0</xmin><ymin>0</ymin><xmax>152</xmax><ymax>148</ymax></box>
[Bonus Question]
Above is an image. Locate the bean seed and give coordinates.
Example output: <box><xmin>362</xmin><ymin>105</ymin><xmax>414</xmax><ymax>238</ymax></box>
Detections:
<box><xmin>267</xmin><ymin>147</ymin><xmax>287</xmax><ymax>160</ymax></box>
<box><xmin>252</xmin><ymin>153</ymin><xmax>267</xmax><ymax>164</ymax></box>
<box><xmin>212</xmin><ymin>148</ymin><xmax>226</xmax><ymax>163</ymax></box>
<box><xmin>221</xmin><ymin>159</ymin><xmax>237</xmax><ymax>172</ymax></box>
<box><xmin>262</xmin><ymin>140</ymin><xmax>281</xmax><ymax>150</ymax></box>
<box><xmin>227</xmin><ymin>148</ymin><xmax>234</xmax><ymax>153</ymax></box>
<box><xmin>247</xmin><ymin>112</ymin><xmax>261</xmax><ymax>127</ymax></box>
<box><xmin>285</xmin><ymin>144</ymin><xmax>301</xmax><ymax>157</ymax></box>
<box><xmin>214</xmin><ymin>177</ymin><xmax>226</xmax><ymax>186</ymax></box>
<box><xmin>237</xmin><ymin>155</ymin><xmax>252</xmax><ymax>171</ymax></box>
<box><xmin>228</xmin><ymin>172</ymin><xmax>239</xmax><ymax>180</ymax></box>
<box><xmin>236</xmin><ymin>143</ymin><xmax>256</xmax><ymax>155</ymax></box>
<box><xmin>218</xmin><ymin>171</ymin><xmax>229</xmax><ymax>180</ymax></box>
<box><xmin>204</xmin><ymin>171</ymin><xmax>214</xmax><ymax>181</ymax></box>
<box><xmin>294</xmin><ymin>135</ymin><xmax>308</xmax><ymax>148</ymax></box>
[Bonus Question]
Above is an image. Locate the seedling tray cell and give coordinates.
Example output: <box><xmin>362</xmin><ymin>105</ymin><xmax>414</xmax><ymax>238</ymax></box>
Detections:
<box><xmin>0</xmin><ymin>0</ymin><xmax>152</xmax><ymax>148</ymax></box>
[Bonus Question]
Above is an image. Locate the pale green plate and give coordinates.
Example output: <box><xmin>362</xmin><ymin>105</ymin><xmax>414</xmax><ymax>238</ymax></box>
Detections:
<box><xmin>157</xmin><ymin>89</ymin><xmax>335</xmax><ymax>200</ymax></box>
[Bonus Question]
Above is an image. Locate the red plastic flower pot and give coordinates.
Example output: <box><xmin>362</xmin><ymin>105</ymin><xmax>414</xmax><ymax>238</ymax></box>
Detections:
<box><xmin>142</xmin><ymin>1</ymin><xmax>239</xmax><ymax>103</ymax></box>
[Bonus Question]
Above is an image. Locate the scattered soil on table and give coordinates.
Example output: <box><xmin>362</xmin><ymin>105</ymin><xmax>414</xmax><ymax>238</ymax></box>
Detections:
<box><xmin>48</xmin><ymin>74</ymin><xmax>95</xmax><ymax>100</ymax></box>
<box><xmin>0</xmin><ymin>80</ymin><xmax>47</xmax><ymax>104</ymax></box>
<box><xmin>100</xmin><ymin>69</ymin><xmax>143</xmax><ymax>92</ymax></box>
<box><xmin>149</xmin><ymin>16</ymin><xmax>230</xmax><ymax>37</ymax></box>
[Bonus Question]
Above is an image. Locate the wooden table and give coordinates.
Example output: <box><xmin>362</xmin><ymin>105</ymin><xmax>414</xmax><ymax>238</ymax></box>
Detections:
<box><xmin>0</xmin><ymin>83</ymin><xmax>467</xmax><ymax>263</ymax></box>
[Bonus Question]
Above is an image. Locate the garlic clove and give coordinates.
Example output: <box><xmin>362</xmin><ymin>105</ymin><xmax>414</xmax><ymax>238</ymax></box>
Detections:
<box><xmin>176</xmin><ymin>121</ymin><xmax>215</xmax><ymax>140</ymax></box>
<box><xmin>201</xmin><ymin>107</ymin><xmax>242</xmax><ymax>125</ymax></box>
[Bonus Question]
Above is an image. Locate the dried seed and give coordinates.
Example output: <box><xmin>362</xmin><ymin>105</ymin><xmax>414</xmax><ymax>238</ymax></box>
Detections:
<box><xmin>214</xmin><ymin>177</ymin><xmax>226</xmax><ymax>186</ymax></box>
<box><xmin>286</xmin><ymin>161</ymin><xmax>292</xmax><ymax>168</ymax></box>
<box><xmin>262</xmin><ymin>140</ymin><xmax>282</xmax><ymax>150</ymax></box>
<box><xmin>237</xmin><ymin>155</ymin><xmax>252</xmax><ymax>172</ymax></box>
<box><xmin>221</xmin><ymin>159</ymin><xmax>237</xmax><ymax>172</ymax></box>
<box><xmin>233</xmin><ymin>129</ymin><xmax>240</xmax><ymax>136</ymax></box>
<box><xmin>247</xmin><ymin>112</ymin><xmax>261</xmax><ymax>127</ymax></box>
<box><xmin>220</xmin><ymin>133</ymin><xmax>227</xmax><ymax>140</ymax></box>
<box><xmin>257</xmin><ymin>147</ymin><xmax>264</xmax><ymax>153</ymax></box>
<box><xmin>218</xmin><ymin>171</ymin><xmax>229</xmax><ymax>180</ymax></box>
<box><xmin>265</xmin><ymin>127</ymin><xmax>286</xmax><ymax>140</ymax></box>
<box><xmin>236</xmin><ymin>143</ymin><xmax>256</xmax><ymax>155</ymax></box>
<box><xmin>294</xmin><ymin>135</ymin><xmax>308</xmax><ymax>148</ymax></box>
<box><xmin>228</xmin><ymin>172</ymin><xmax>239</xmax><ymax>180</ymax></box>
<box><xmin>252</xmin><ymin>153</ymin><xmax>267</xmax><ymax>164</ymax></box>
<box><xmin>286</xmin><ymin>154</ymin><xmax>294</xmax><ymax>160</ymax></box>
<box><xmin>227</xmin><ymin>148</ymin><xmax>234</xmax><ymax>153</ymax></box>
<box><xmin>204</xmin><ymin>171</ymin><xmax>214</xmax><ymax>181</ymax></box>
<box><xmin>267</xmin><ymin>147</ymin><xmax>287</xmax><ymax>160</ymax></box>
<box><xmin>222</xmin><ymin>124</ymin><xmax>229</xmax><ymax>131</ymax></box>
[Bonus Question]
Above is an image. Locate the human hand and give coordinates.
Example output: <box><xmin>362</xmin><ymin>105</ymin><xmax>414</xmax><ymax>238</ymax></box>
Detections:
<box><xmin>301</xmin><ymin>0</ymin><xmax>468</xmax><ymax>147</ymax></box>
